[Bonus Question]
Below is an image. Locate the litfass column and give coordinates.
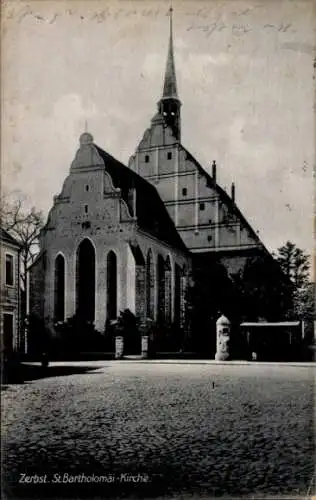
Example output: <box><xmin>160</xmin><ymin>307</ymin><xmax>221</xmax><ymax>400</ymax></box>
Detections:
<box><xmin>215</xmin><ymin>315</ymin><xmax>231</xmax><ymax>361</ymax></box>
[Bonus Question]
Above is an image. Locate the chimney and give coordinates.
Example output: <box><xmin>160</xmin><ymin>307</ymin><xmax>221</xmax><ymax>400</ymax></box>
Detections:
<box><xmin>212</xmin><ymin>160</ymin><xmax>217</xmax><ymax>184</ymax></box>
<box><xmin>231</xmin><ymin>182</ymin><xmax>235</xmax><ymax>203</ymax></box>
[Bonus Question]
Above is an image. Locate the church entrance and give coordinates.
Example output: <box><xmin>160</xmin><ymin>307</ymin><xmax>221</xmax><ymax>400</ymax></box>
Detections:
<box><xmin>76</xmin><ymin>239</ymin><xmax>95</xmax><ymax>323</ymax></box>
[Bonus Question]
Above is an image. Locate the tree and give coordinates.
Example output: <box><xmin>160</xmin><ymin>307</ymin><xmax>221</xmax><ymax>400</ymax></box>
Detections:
<box><xmin>274</xmin><ymin>241</ymin><xmax>310</xmax><ymax>289</ymax></box>
<box><xmin>1</xmin><ymin>193</ymin><xmax>44</xmax><ymax>294</ymax></box>
<box><xmin>274</xmin><ymin>241</ymin><xmax>312</xmax><ymax>319</ymax></box>
<box><xmin>231</xmin><ymin>255</ymin><xmax>292</xmax><ymax>322</ymax></box>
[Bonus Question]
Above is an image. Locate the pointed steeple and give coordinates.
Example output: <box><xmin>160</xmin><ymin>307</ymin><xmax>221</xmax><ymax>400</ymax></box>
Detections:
<box><xmin>162</xmin><ymin>7</ymin><xmax>178</xmax><ymax>100</ymax></box>
<box><xmin>158</xmin><ymin>6</ymin><xmax>181</xmax><ymax>141</ymax></box>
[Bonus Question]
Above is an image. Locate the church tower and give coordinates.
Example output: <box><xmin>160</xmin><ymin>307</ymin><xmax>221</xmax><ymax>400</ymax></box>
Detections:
<box><xmin>158</xmin><ymin>7</ymin><xmax>181</xmax><ymax>141</ymax></box>
<box><xmin>129</xmin><ymin>8</ymin><xmax>263</xmax><ymax>260</ymax></box>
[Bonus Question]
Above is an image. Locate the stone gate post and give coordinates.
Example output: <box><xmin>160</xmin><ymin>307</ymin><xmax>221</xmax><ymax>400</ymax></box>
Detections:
<box><xmin>215</xmin><ymin>315</ymin><xmax>231</xmax><ymax>361</ymax></box>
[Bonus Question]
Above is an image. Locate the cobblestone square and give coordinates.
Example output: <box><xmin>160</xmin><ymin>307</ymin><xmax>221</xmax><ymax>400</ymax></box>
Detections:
<box><xmin>2</xmin><ymin>362</ymin><xmax>315</xmax><ymax>498</ymax></box>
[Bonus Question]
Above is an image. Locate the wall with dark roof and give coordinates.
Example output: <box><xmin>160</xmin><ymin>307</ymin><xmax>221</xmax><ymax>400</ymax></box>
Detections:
<box><xmin>129</xmin><ymin>121</ymin><xmax>261</xmax><ymax>254</ymax></box>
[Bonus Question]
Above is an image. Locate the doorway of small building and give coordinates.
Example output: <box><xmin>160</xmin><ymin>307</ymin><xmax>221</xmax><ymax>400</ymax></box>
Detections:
<box><xmin>3</xmin><ymin>313</ymin><xmax>14</xmax><ymax>354</ymax></box>
<box><xmin>124</xmin><ymin>331</ymin><xmax>142</xmax><ymax>356</ymax></box>
<box><xmin>120</xmin><ymin>309</ymin><xmax>141</xmax><ymax>356</ymax></box>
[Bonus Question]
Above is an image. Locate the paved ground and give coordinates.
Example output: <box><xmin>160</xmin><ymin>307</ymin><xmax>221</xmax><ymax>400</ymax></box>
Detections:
<box><xmin>2</xmin><ymin>361</ymin><xmax>315</xmax><ymax>499</ymax></box>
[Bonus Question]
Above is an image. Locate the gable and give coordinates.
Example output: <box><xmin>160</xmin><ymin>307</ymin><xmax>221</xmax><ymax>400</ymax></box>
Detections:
<box><xmin>42</xmin><ymin>136</ymin><xmax>187</xmax><ymax>254</ymax></box>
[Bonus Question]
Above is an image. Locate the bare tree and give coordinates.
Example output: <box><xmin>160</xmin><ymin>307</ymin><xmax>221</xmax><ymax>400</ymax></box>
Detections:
<box><xmin>1</xmin><ymin>193</ymin><xmax>44</xmax><ymax>292</ymax></box>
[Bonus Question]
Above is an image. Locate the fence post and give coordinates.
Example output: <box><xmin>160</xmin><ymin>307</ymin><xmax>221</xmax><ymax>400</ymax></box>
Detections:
<box><xmin>115</xmin><ymin>336</ymin><xmax>124</xmax><ymax>359</ymax></box>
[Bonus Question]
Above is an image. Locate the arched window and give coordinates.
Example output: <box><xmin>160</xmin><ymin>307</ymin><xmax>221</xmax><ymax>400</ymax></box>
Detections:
<box><xmin>180</xmin><ymin>265</ymin><xmax>187</xmax><ymax>329</ymax></box>
<box><xmin>157</xmin><ymin>254</ymin><xmax>165</xmax><ymax>323</ymax></box>
<box><xmin>146</xmin><ymin>250</ymin><xmax>155</xmax><ymax>319</ymax></box>
<box><xmin>54</xmin><ymin>254</ymin><xmax>65</xmax><ymax>322</ymax></box>
<box><xmin>165</xmin><ymin>256</ymin><xmax>172</xmax><ymax>323</ymax></box>
<box><xmin>76</xmin><ymin>239</ymin><xmax>95</xmax><ymax>322</ymax></box>
<box><xmin>174</xmin><ymin>263</ymin><xmax>181</xmax><ymax>327</ymax></box>
<box><xmin>107</xmin><ymin>251</ymin><xmax>117</xmax><ymax>320</ymax></box>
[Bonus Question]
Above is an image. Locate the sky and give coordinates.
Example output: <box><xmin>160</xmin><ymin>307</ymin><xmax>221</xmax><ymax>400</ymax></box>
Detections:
<box><xmin>1</xmin><ymin>0</ymin><xmax>315</xmax><ymax>255</ymax></box>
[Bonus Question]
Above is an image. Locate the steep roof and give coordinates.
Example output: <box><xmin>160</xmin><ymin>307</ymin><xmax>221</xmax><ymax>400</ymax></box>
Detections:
<box><xmin>0</xmin><ymin>227</ymin><xmax>21</xmax><ymax>248</ymax></box>
<box><xmin>182</xmin><ymin>146</ymin><xmax>270</xmax><ymax>256</ymax></box>
<box><xmin>95</xmin><ymin>146</ymin><xmax>187</xmax><ymax>253</ymax></box>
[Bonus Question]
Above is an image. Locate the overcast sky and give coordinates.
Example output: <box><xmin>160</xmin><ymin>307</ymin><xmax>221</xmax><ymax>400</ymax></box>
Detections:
<box><xmin>2</xmin><ymin>0</ymin><xmax>314</xmax><ymax>255</ymax></box>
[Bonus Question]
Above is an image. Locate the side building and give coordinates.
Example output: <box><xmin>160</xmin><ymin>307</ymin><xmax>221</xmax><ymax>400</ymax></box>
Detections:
<box><xmin>0</xmin><ymin>228</ymin><xmax>21</xmax><ymax>355</ymax></box>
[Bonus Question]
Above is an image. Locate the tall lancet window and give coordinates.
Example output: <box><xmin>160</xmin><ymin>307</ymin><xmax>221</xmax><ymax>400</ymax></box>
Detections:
<box><xmin>107</xmin><ymin>251</ymin><xmax>117</xmax><ymax>320</ymax></box>
<box><xmin>174</xmin><ymin>263</ymin><xmax>181</xmax><ymax>327</ymax></box>
<box><xmin>76</xmin><ymin>239</ymin><xmax>95</xmax><ymax>322</ymax></box>
<box><xmin>146</xmin><ymin>249</ymin><xmax>155</xmax><ymax>319</ymax></box>
<box><xmin>54</xmin><ymin>254</ymin><xmax>65</xmax><ymax>322</ymax></box>
<box><xmin>164</xmin><ymin>256</ymin><xmax>172</xmax><ymax>323</ymax></box>
<box><xmin>157</xmin><ymin>254</ymin><xmax>166</xmax><ymax>323</ymax></box>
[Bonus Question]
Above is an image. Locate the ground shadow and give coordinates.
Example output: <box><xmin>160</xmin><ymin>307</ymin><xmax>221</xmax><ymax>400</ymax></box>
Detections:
<box><xmin>1</xmin><ymin>363</ymin><xmax>103</xmax><ymax>386</ymax></box>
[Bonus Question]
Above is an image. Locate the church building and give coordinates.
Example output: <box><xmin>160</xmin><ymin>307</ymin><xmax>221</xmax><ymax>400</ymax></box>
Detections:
<box><xmin>29</xmin><ymin>9</ymin><xmax>287</xmax><ymax>355</ymax></box>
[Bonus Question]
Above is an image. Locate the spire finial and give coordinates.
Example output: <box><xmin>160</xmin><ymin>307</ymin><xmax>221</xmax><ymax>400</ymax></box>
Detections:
<box><xmin>169</xmin><ymin>5</ymin><xmax>173</xmax><ymax>32</ymax></box>
<box><xmin>80</xmin><ymin>120</ymin><xmax>93</xmax><ymax>146</ymax></box>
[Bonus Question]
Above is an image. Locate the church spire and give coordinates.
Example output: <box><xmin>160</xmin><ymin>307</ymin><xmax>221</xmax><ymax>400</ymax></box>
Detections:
<box><xmin>158</xmin><ymin>6</ymin><xmax>181</xmax><ymax>141</ymax></box>
<box><xmin>162</xmin><ymin>7</ymin><xmax>178</xmax><ymax>100</ymax></box>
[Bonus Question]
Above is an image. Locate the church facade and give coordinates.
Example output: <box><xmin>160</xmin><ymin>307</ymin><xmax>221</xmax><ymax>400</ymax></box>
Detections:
<box><xmin>30</xmin><ymin>133</ymin><xmax>190</xmax><ymax>337</ymax></box>
<box><xmin>29</xmin><ymin>10</ymin><xmax>287</xmax><ymax>355</ymax></box>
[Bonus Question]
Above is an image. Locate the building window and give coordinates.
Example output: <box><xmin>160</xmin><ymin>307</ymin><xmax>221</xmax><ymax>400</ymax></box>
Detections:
<box><xmin>167</xmin><ymin>152</ymin><xmax>172</xmax><ymax>160</ymax></box>
<box><xmin>200</xmin><ymin>202</ymin><xmax>205</xmax><ymax>211</ymax></box>
<box><xmin>182</xmin><ymin>188</ymin><xmax>187</xmax><ymax>196</ymax></box>
<box><xmin>145</xmin><ymin>155</ymin><xmax>150</xmax><ymax>163</ymax></box>
<box><xmin>84</xmin><ymin>204</ymin><xmax>88</xmax><ymax>214</ymax></box>
<box><xmin>5</xmin><ymin>254</ymin><xmax>14</xmax><ymax>286</ymax></box>
<box><xmin>207</xmin><ymin>235</ymin><xmax>212</xmax><ymax>242</ymax></box>
<box><xmin>85</xmin><ymin>185</ymin><xmax>89</xmax><ymax>192</ymax></box>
